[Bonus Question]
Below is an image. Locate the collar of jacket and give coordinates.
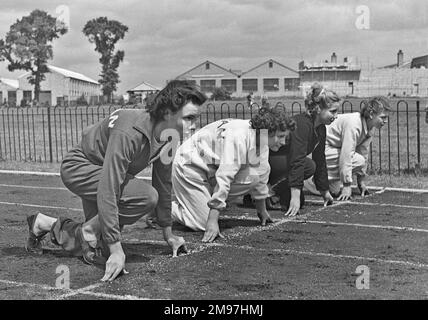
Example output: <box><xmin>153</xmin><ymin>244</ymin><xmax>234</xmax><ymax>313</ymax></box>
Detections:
<box><xmin>303</xmin><ymin>111</ymin><xmax>322</xmax><ymax>131</ymax></box>
<box><xmin>133</xmin><ymin>111</ymin><xmax>170</xmax><ymax>164</ymax></box>
<box><xmin>361</xmin><ymin>115</ymin><xmax>370</xmax><ymax>137</ymax></box>
<box><xmin>132</xmin><ymin>111</ymin><xmax>155</xmax><ymax>140</ymax></box>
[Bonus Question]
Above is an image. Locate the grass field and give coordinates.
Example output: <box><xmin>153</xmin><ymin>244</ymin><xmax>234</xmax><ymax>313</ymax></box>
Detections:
<box><xmin>0</xmin><ymin>172</ymin><xmax>427</xmax><ymax>300</ymax></box>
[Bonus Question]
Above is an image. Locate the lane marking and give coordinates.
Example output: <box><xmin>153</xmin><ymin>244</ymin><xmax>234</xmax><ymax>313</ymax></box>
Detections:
<box><xmin>0</xmin><ymin>201</ymin><xmax>83</xmax><ymax>212</ymax></box>
<box><xmin>0</xmin><ymin>279</ymin><xmax>65</xmax><ymax>294</ymax></box>
<box><xmin>289</xmin><ymin>219</ymin><xmax>428</xmax><ymax>233</ymax></box>
<box><xmin>220</xmin><ymin>215</ymin><xmax>428</xmax><ymax>233</ymax></box>
<box><xmin>348</xmin><ymin>201</ymin><xmax>428</xmax><ymax>211</ymax></box>
<box><xmin>305</xmin><ymin>199</ymin><xmax>428</xmax><ymax>211</ymax></box>
<box><xmin>0</xmin><ymin>170</ymin><xmax>426</xmax><ymax>193</ymax></box>
<box><xmin>0</xmin><ymin>278</ymin><xmax>153</xmax><ymax>300</ymax></box>
<box><xmin>0</xmin><ymin>170</ymin><xmax>60</xmax><ymax>176</ymax></box>
<box><xmin>0</xmin><ymin>184</ymin><xmax>68</xmax><ymax>190</ymax></box>
<box><xmin>237</xmin><ymin>245</ymin><xmax>428</xmax><ymax>269</ymax></box>
<box><xmin>123</xmin><ymin>239</ymin><xmax>428</xmax><ymax>269</ymax></box>
<box><xmin>70</xmin><ymin>291</ymin><xmax>152</xmax><ymax>300</ymax></box>
<box><xmin>0</xmin><ymin>169</ymin><xmax>151</xmax><ymax>181</ymax></box>
<box><xmin>57</xmin><ymin>283</ymin><xmax>104</xmax><ymax>299</ymax></box>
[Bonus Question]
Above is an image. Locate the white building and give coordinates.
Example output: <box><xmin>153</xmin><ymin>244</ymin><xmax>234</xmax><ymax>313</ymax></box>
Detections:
<box><xmin>18</xmin><ymin>65</ymin><xmax>101</xmax><ymax>106</ymax></box>
<box><xmin>0</xmin><ymin>78</ymin><xmax>19</xmax><ymax>106</ymax></box>
<box><xmin>176</xmin><ymin>59</ymin><xmax>300</xmax><ymax>98</ymax></box>
<box><xmin>127</xmin><ymin>81</ymin><xmax>160</xmax><ymax>103</ymax></box>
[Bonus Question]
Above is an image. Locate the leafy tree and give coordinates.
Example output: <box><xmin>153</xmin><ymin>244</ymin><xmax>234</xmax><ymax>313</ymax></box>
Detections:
<box><xmin>83</xmin><ymin>17</ymin><xmax>128</xmax><ymax>103</ymax></box>
<box><xmin>0</xmin><ymin>9</ymin><xmax>68</xmax><ymax>102</ymax></box>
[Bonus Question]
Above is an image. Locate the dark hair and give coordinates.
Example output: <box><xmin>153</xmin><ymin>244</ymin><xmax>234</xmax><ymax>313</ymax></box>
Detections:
<box><xmin>250</xmin><ymin>107</ymin><xmax>296</xmax><ymax>135</ymax></box>
<box><xmin>304</xmin><ymin>82</ymin><xmax>340</xmax><ymax>114</ymax></box>
<box><xmin>360</xmin><ymin>96</ymin><xmax>391</xmax><ymax>118</ymax></box>
<box><xmin>146</xmin><ymin>80</ymin><xmax>207</xmax><ymax>121</ymax></box>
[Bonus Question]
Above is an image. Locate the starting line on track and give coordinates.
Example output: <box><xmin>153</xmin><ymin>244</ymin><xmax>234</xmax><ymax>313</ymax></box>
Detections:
<box><xmin>0</xmin><ymin>169</ymin><xmax>427</xmax><ymax>193</ymax></box>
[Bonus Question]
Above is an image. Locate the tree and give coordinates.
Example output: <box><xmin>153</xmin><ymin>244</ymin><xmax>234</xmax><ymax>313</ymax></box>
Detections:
<box><xmin>0</xmin><ymin>9</ymin><xmax>68</xmax><ymax>102</ymax></box>
<box><xmin>83</xmin><ymin>17</ymin><xmax>128</xmax><ymax>103</ymax></box>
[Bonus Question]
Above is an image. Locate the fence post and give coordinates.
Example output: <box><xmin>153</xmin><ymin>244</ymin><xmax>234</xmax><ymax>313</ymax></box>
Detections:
<box><xmin>416</xmin><ymin>101</ymin><xmax>421</xmax><ymax>166</ymax></box>
<box><xmin>47</xmin><ymin>105</ymin><xmax>53</xmax><ymax>163</ymax></box>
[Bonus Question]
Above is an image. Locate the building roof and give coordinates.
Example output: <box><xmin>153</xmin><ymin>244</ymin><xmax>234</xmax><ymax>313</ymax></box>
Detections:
<box><xmin>176</xmin><ymin>60</ymin><xmax>240</xmax><ymax>79</ymax></box>
<box><xmin>19</xmin><ymin>65</ymin><xmax>99</xmax><ymax>85</ymax></box>
<box><xmin>379</xmin><ymin>61</ymin><xmax>412</xmax><ymax>69</ymax></box>
<box><xmin>127</xmin><ymin>81</ymin><xmax>161</xmax><ymax>93</ymax></box>
<box><xmin>241</xmin><ymin>59</ymin><xmax>298</xmax><ymax>76</ymax></box>
<box><xmin>0</xmin><ymin>78</ymin><xmax>19</xmax><ymax>89</ymax></box>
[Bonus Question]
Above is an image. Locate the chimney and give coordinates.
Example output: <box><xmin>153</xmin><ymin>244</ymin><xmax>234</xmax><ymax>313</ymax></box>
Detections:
<box><xmin>331</xmin><ymin>52</ymin><xmax>337</xmax><ymax>64</ymax></box>
<box><xmin>397</xmin><ymin>49</ymin><xmax>404</xmax><ymax>67</ymax></box>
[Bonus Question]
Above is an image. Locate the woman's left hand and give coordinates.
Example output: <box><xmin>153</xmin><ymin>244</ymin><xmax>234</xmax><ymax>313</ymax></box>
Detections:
<box><xmin>257</xmin><ymin>210</ymin><xmax>274</xmax><ymax>226</ymax></box>
<box><xmin>321</xmin><ymin>190</ymin><xmax>334</xmax><ymax>207</ymax></box>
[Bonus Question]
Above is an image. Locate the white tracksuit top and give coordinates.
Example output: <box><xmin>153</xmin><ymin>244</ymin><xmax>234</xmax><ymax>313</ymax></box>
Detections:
<box><xmin>174</xmin><ymin>119</ymin><xmax>271</xmax><ymax>210</ymax></box>
<box><xmin>326</xmin><ymin>112</ymin><xmax>373</xmax><ymax>184</ymax></box>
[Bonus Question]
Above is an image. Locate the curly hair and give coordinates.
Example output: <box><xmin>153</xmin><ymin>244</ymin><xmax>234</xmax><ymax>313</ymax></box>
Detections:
<box><xmin>250</xmin><ymin>107</ymin><xmax>296</xmax><ymax>135</ymax></box>
<box><xmin>360</xmin><ymin>96</ymin><xmax>391</xmax><ymax>119</ymax></box>
<box><xmin>304</xmin><ymin>82</ymin><xmax>340</xmax><ymax>114</ymax></box>
<box><xmin>146</xmin><ymin>80</ymin><xmax>207</xmax><ymax>122</ymax></box>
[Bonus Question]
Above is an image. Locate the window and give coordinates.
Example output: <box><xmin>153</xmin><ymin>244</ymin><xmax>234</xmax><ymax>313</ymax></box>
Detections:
<box><xmin>263</xmin><ymin>78</ymin><xmax>279</xmax><ymax>91</ymax></box>
<box><xmin>284</xmin><ymin>78</ymin><xmax>300</xmax><ymax>91</ymax></box>
<box><xmin>205</xmin><ymin>62</ymin><xmax>210</xmax><ymax>70</ymax></box>
<box><xmin>187</xmin><ymin>80</ymin><xmax>197</xmax><ymax>85</ymax></box>
<box><xmin>23</xmin><ymin>91</ymin><xmax>32</xmax><ymax>102</ymax></box>
<box><xmin>269</xmin><ymin>61</ymin><xmax>273</xmax><ymax>68</ymax></box>
<box><xmin>242</xmin><ymin>79</ymin><xmax>258</xmax><ymax>92</ymax></box>
<box><xmin>221</xmin><ymin>79</ymin><xmax>237</xmax><ymax>92</ymax></box>
<box><xmin>200</xmin><ymin>79</ymin><xmax>216</xmax><ymax>93</ymax></box>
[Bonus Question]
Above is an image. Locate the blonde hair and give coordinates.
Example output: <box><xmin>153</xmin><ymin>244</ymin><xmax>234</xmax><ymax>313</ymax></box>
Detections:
<box><xmin>304</xmin><ymin>83</ymin><xmax>340</xmax><ymax>115</ymax></box>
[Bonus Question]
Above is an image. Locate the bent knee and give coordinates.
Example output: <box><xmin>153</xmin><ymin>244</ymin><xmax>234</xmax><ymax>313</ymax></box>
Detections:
<box><xmin>353</xmin><ymin>153</ymin><xmax>366</xmax><ymax>169</ymax></box>
<box><xmin>304</xmin><ymin>158</ymin><xmax>316</xmax><ymax>179</ymax></box>
<box><xmin>146</xmin><ymin>187</ymin><xmax>159</xmax><ymax>210</ymax></box>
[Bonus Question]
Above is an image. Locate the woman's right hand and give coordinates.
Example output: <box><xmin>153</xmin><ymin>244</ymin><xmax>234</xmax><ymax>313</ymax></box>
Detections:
<box><xmin>285</xmin><ymin>197</ymin><xmax>300</xmax><ymax>216</ymax></box>
<box><xmin>101</xmin><ymin>242</ymin><xmax>126</xmax><ymax>282</ymax></box>
<box><xmin>338</xmin><ymin>185</ymin><xmax>352</xmax><ymax>201</ymax></box>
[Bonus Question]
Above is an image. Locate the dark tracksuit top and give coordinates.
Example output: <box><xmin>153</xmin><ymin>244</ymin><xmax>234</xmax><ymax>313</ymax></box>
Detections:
<box><xmin>287</xmin><ymin>113</ymin><xmax>329</xmax><ymax>192</ymax></box>
<box><xmin>65</xmin><ymin>109</ymin><xmax>172</xmax><ymax>244</ymax></box>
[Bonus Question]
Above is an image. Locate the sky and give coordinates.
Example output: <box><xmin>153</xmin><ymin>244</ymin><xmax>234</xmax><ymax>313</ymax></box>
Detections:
<box><xmin>0</xmin><ymin>0</ymin><xmax>428</xmax><ymax>94</ymax></box>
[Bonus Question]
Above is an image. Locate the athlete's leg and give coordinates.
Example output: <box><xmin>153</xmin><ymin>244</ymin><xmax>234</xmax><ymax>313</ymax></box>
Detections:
<box><xmin>171</xmin><ymin>162</ymin><xmax>212</xmax><ymax>231</ymax></box>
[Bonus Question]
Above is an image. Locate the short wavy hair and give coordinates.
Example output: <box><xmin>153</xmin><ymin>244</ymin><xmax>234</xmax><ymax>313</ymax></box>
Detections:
<box><xmin>360</xmin><ymin>96</ymin><xmax>391</xmax><ymax>119</ymax></box>
<box><xmin>250</xmin><ymin>107</ymin><xmax>296</xmax><ymax>135</ymax></box>
<box><xmin>146</xmin><ymin>80</ymin><xmax>207</xmax><ymax>121</ymax></box>
<box><xmin>304</xmin><ymin>82</ymin><xmax>340</xmax><ymax>114</ymax></box>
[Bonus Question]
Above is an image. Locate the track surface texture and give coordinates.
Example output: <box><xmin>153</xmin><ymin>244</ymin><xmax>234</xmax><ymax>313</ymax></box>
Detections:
<box><xmin>0</xmin><ymin>172</ymin><xmax>427</xmax><ymax>300</ymax></box>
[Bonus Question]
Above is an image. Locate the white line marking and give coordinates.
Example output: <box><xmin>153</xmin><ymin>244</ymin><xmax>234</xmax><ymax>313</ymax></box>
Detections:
<box><xmin>123</xmin><ymin>239</ymin><xmax>428</xmax><ymax>269</ymax></box>
<box><xmin>220</xmin><ymin>215</ymin><xmax>428</xmax><ymax>233</ymax></box>
<box><xmin>0</xmin><ymin>169</ymin><xmax>151</xmax><ymax>181</ymax></box>
<box><xmin>0</xmin><ymin>170</ymin><xmax>60</xmax><ymax>176</ymax></box>
<box><xmin>0</xmin><ymin>201</ymin><xmax>83</xmax><ymax>212</ymax></box>
<box><xmin>348</xmin><ymin>201</ymin><xmax>428</xmax><ymax>211</ymax></box>
<box><xmin>57</xmin><ymin>283</ymin><xmax>104</xmax><ymax>299</ymax></box>
<box><xmin>368</xmin><ymin>186</ymin><xmax>428</xmax><ymax>194</ymax></box>
<box><xmin>71</xmin><ymin>291</ymin><xmax>152</xmax><ymax>300</ymax></box>
<box><xmin>289</xmin><ymin>219</ymin><xmax>428</xmax><ymax>233</ymax></box>
<box><xmin>0</xmin><ymin>170</ymin><xmax>426</xmax><ymax>193</ymax></box>
<box><xmin>236</xmin><ymin>245</ymin><xmax>428</xmax><ymax>269</ymax></box>
<box><xmin>0</xmin><ymin>184</ymin><xmax>68</xmax><ymax>190</ymax></box>
<box><xmin>0</xmin><ymin>279</ymin><xmax>64</xmax><ymax>293</ymax></box>
<box><xmin>0</xmin><ymin>278</ymin><xmax>153</xmax><ymax>300</ymax></box>
<box><xmin>305</xmin><ymin>199</ymin><xmax>428</xmax><ymax>211</ymax></box>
